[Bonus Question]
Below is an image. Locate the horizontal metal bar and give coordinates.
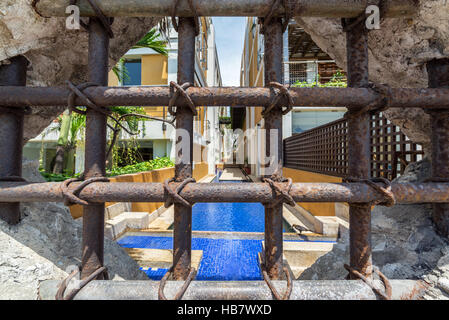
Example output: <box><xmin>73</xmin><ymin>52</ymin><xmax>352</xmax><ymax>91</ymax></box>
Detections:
<box><xmin>0</xmin><ymin>182</ymin><xmax>448</xmax><ymax>204</ymax></box>
<box><xmin>34</xmin><ymin>0</ymin><xmax>417</xmax><ymax>18</ymax></box>
<box><xmin>38</xmin><ymin>279</ymin><xmax>427</xmax><ymax>300</ymax></box>
<box><xmin>1</xmin><ymin>86</ymin><xmax>449</xmax><ymax>109</ymax></box>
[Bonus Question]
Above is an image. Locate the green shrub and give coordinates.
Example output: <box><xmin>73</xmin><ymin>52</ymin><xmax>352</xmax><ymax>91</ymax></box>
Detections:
<box><xmin>40</xmin><ymin>157</ymin><xmax>174</xmax><ymax>181</ymax></box>
<box><xmin>107</xmin><ymin>157</ymin><xmax>174</xmax><ymax>177</ymax></box>
<box><xmin>292</xmin><ymin>71</ymin><xmax>347</xmax><ymax>88</ymax></box>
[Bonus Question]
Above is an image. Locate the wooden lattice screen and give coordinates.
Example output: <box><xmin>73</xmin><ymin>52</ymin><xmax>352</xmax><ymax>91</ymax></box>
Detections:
<box><xmin>284</xmin><ymin>112</ymin><xmax>424</xmax><ymax>180</ymax></box>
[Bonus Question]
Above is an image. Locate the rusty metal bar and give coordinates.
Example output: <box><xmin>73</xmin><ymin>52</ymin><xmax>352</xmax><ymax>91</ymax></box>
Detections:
<box><xmin>426</xmin><ymin>59</ymin><xmax>449</xmax><ymax>238</ymax></box>
<box><xmin>0</xmin><ymin>181</ymin><xmax>448</xmax><ymax>204</ymax></box>
<box><xmin>345</xmin><ymin>18</ymin><xmax>372</xmax><ymax>279</ymax></box>
<box><xmin>39</xmin><ymin>279</ymin><xmax>428</xmax><ymax>300</ymax></box>
<box><xmin>81</xmin><ymin>19</ymin><xmax>109</xmax><ymax>280</ymax></box>
<box><xmin>2</xmin><ymin>86</ymin><xmax>449</xmax><ymax>109</ymax></box>
<box><xmin>0</xmin><ymin>56</ymin><xmax>28</xmax><ymax>225</ymax></box>
<box><xmin>173</xmin><ymin>17</ymin><xmax>196</xmax><ymax>281</ymax></box>
<box><xmin>34</xmin><ymin>0</ymin><xmax>417</xmax><ymax>18</ymax></box>
<box><xmin>263</xmin><ymin>18</ymin><xmax>284</xmax><ymax>280</ymax></box>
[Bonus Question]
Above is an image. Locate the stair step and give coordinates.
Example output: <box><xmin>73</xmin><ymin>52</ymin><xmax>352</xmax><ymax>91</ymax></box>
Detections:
<box><xmin>262</xmin><ymin>241</ymin><xmax>335</xmax><ymax>279</ymax></box>
<box><xmin>105</xmin><ymin>212</ymin><xmax>150</xmax><ymax>240</ymax></box>
<box><xmin>105</xmin><ymin>202</ymin><xmax>131</xmax><ymax>221</ymax></box>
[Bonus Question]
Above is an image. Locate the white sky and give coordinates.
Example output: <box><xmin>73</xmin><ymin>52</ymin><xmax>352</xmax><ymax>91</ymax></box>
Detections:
<box><xmin>212</xmin><ymin>17</ymin><xmax>246</xmax><ymax>86</ymax></box>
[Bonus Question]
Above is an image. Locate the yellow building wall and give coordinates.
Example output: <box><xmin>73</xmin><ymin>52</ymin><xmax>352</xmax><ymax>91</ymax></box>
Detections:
<box><xmin>193</xmin><ymin>162</ymin><xmax>209</xmax><ymax>182</ymax></box>
<box><xmin>108</xmin><ymin>70</ymin><xmax>119</xmax><ymax>86</ymax></box>
<box><xmin>283</xmin><ymin>167</ymin><xmax>343</xmax><ymax>217</ymax></box>
<box><xmin>142</xmin><ymin>55</ymin><xmax>168</xmax><ymax>85</ymax></box>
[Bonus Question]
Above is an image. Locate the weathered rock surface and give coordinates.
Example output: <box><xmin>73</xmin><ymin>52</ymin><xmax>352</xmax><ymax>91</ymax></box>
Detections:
<box><xmin>0</xmin><ymin>160</ymin><xmax>148</xmax><ymax>300</ymax></box>
<box><xmin>295</xmin><ymin>1</ymin><xmax>449</xmax><ymax>152</ymax></box>
<box><xmin>0</xmin><ymin>1</ymin><xmax>160</xmax><ymax>142</ymax></box>
<box><xmin>299</xmin><ymin>159</ymin><xmax>449</xmax><ymax>299</ymax></box>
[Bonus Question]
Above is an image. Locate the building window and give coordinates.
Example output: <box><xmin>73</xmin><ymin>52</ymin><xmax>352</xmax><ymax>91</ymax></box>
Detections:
<box><xmin>123</xmin><ymin>59</ymin><xmax>142</xmax><ymax>86</ymax></box>
<box><xmin>292</xmin><ymin>110</ymin><xmax>346</xmax><ymax>134</ymax></box>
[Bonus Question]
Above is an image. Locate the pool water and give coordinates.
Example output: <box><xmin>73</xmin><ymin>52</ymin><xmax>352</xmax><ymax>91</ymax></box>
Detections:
<box><xmin>119</xmin><ymin>236</ymin><xmax>265</xmax><ymax>280</ymax></box>
<box><xmin>191</xmin><ymin>174</ymin><xmax>290</xmax><ymax>233</ymax></box>
<box><xmin>118</xmin><ymin>170</ymin><xmax>312</xmax><ymax>280</ymax></box>
<box><xmin>192</xmin><ymin>202</ymin><xmax>266</xmax><ymax>232</ymax></box>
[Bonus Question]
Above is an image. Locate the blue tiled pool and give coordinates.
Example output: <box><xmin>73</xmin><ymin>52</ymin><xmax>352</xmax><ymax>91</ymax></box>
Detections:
<box><xmin>119</xmin><ymin>236</ymin><xmax>264</xmax><ymax>280</ymax></box>
<box><xmin>192</xmin><ymin>202</ymin><xmax>266</xmax><ymax>232</ymax></box>
<box><xmin>191</xmin><ymin>173</ymin><xmax>284</xmax><ymax>233</ymax></box>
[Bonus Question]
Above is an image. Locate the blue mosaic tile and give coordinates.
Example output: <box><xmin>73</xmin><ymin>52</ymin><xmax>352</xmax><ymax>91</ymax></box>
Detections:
<box><xmin>119</xmin><ymin>236</ymin><xmax>264</xmax><ymax>281</ymax></box>
<box><xmin>141</xmin><ymin>267</ymin><xmax>168</xmax><ymax>281</ymax></box>
<box><xmin>192</xmin><ymin>202</ymin><xmax>267</xmax><ymax>233</ymax></box>
<box><xmin>118</xmin><ymin>176</ymin><xmax>337</xmax><ymax>281</ymax></box>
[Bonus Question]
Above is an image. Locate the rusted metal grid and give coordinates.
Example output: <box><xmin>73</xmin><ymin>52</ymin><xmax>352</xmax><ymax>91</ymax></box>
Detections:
<box><xmin>284</xmin><ymin>112</ymin><xmax>424</xmax><ymax>180</ymax></box>
<box><xmin>0</xmin><ymin>0</ymin><xmax>446</xmax><ymax>300</ymax></box>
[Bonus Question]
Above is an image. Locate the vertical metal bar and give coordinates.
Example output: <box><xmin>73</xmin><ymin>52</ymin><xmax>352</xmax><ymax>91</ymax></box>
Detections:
<box><xmin>0</xmin><ymin>56</ymin><xmax>27</xmax><ymax>225</ymax></box>
<box><xmin>426</xmin><ymin>58</ymin><xmax>449</xmax><ymax>238</ymax></box>
<box><xmin>345</xmin><ymin>19</ymin><xmax>373</xmax><ymax>278</ymax></box>
<box><xmin>173</xmin><ymin>17</ymin><xmax>196</xmax><ymax>280</ymax></box>
<box><xmin>263</xmin><ymin>18</ymin><xmax>284</xmax><ymax>280</ymax></box>
<box><xmin>81</xmin><ymin>19</ymin><xmax>109</xmax><ymax>279</ymax></box>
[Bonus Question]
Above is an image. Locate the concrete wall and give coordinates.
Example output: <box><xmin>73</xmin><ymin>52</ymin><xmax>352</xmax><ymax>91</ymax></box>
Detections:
<box><xmin>283</xmin><ymin>167</ymin><xmax>343</xmax><ymax>217</ymax></box>
<box><xmin>70</xmin><ymin>163</ymin><xmax>210</xmax><ymax>219</ymax></box>
<box><xmin>153</xmin><ymin>140</ymin><xmax>167</xmax><ymax>158</ymax></box>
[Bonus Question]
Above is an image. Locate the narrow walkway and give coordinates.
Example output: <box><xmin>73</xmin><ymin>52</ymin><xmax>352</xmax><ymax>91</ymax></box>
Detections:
<box><xmin>219</xmin><ymin>167</ymin><xmax>247</xmax><ymax>181</ymax></box>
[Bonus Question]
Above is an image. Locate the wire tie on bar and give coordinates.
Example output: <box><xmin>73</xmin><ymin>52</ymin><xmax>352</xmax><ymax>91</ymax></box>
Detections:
<box><xmin>67</xmin><ymin>80</ymin><xmax>140</xmax><ymax>134</ymax></box>
<box><xmin>262</xmin><ymin>82</ymin><xmax>294</xmax><ymax>117</ymax></box>
<box><xmin>70</xmin><ymin>0</ymin><xmax>114</xmax><ymax>38</ymax></box>
<box><xmin>341</xmin><ymin>0</ymin><xmax>389</xmax><ymax>34</ymax></box>
<box><xmin>341</xmin><ymin>13</ymin><xmax>367</xmax><ymax>33</ymax></box>
<box><xmin>61</xmin><ymin>176</ymin><xmax>110</xmax><ymax>206</ymax></box>
<box><xmin>262</xmin><ymin>175</ymin><xmax>296</xmax><ymax>208</ymax></box>
<box><xmin>344</xmin><ymin>264</ymin><xmax>392</xmax><ymax>300</ymax></box>
<box><xmin>343</xmin><ymin>177</ymin><xmax>396</xmax><ymax>207</ymax></box>
<box><xmin>164</xmin><ymin>177</ymin><xmax>196</xmax><ymax>208</ymax></box>
<box><xmin>261</xmin><ymin>264</ymin><xmax>293</xmax><ymax>300</ymax></box>
<box><xmin>168</xmin><ymin>81</ymin><xmax>198</xmax><ymax>116</ymax></box>
<box><xmin>171</xmin><ymin>0</ymin><xmax>200</xmax><ymax>36</ymax></box>
<box><xmin>158</xmin><ymin>266</ymin><xmax>197</xmax><ymax>300</ymax></box>
<box><xmin>259</xmin><ymin>0</ymin><xmax>297</xmax><ymax>34</ymax></box>
<box><xmin>55</xmin><ymin>266</ymin><xmax>109</xmax><ymax>300</ymax></box>
<box><xmin>345</xmin><ymin>83</ymin><xmax>392</xmax><ymax>120</ymax></box>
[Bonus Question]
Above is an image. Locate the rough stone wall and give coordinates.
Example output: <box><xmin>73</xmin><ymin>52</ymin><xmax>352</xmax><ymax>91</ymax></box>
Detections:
<box><xmin>0</xmin><ymin>160</ymin><xmax>148</xmax><ymax>300</ymax></box>
<box><xmin>0</xmin><ymin>0</ymin><xmax>160</xmax><ymax>142</ymax></box>
<box><xmin>299</xmin><ymin>159</ymin><xmax>449</xmax><ymax>300</ymax></box>
<box><xmin>295</xmin><ymin>0</ymin><xmax>449</xmax><ymax>152</ymax></box>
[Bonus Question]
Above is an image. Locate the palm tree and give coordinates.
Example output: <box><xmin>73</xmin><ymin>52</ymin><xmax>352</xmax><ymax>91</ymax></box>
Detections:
<box><xmin>52</xmin><ymin>28</ymin><xmax>168</xmax><ymax>174</ymax></box>
<box><xmin>52</xmin><ymin>112</ymin><xmax>86</xmax><ymax>174</ymax></box>
<box><xmin>113</xmin><ymin>28</ymin><xmax>168</xmax><ymax>83</ymax></box>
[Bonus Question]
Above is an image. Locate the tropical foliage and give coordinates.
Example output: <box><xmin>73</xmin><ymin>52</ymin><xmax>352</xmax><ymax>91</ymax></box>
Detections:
<box><xmin>49</xmin><ymin>27</ymin><xmax>168</xmax><ymax>175</ymax></box>
<box><xmin>40</xmin><ymin>157</ymin><xmax>174</xmax><ymax>181</ymax></box>
<box><xmin>106</xmin><ymin>157</ymin><xmax>174</xmax><ymax>177</ymax></box>
<box><xmin>292</xmin><ymin>70</ymin><xmax>347</xmax><ymax>88</ymax></box>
